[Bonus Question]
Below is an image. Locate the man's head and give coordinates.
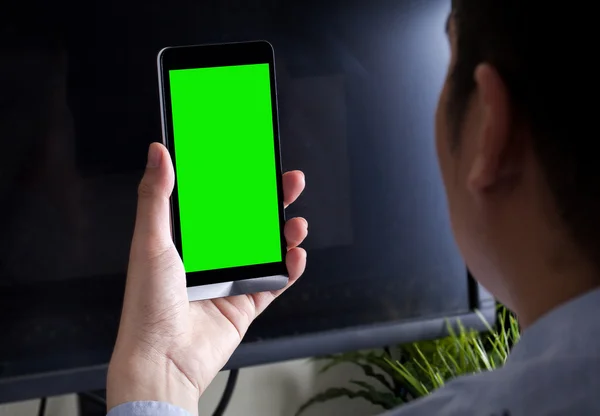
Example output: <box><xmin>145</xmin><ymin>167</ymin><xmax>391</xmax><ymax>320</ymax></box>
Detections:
<box><xmin>435</xmin><ymin>1</ymin><xmax>598</xmax><ymax>319</ymax></box>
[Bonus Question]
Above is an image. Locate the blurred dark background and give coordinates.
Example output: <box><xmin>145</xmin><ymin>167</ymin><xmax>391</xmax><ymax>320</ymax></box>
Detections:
<box><xmin>0</xmin><ymin>0</ymin><xmax>477</xmax><ymax>393</ymax></box>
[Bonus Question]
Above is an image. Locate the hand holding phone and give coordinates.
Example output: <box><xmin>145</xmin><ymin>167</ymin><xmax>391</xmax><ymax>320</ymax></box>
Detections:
<box><xmin>108</xmin><ymin>141</ymin><xmax>307</xmax><ymax>414</ymax></box>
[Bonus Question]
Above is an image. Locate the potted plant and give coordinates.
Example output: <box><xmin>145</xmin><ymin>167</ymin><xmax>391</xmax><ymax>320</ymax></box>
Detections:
<box><xmin>297</xmin><ymin>306</ymin><xmax>520</xmax><ymax>415</ymax></box>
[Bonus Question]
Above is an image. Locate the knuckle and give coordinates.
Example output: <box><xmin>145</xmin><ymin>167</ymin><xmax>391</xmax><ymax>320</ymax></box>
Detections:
<box><xmin>137</xmin><ymin>178</ymin><xmax>156</xmax><ymax>198</ymax></box>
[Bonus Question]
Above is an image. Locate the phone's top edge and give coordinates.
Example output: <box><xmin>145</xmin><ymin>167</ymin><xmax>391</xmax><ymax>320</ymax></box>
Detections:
<box><xmin>157</xmin><ymin>39</ymin><xmax>273</xmax><ymax>52</ymax></box>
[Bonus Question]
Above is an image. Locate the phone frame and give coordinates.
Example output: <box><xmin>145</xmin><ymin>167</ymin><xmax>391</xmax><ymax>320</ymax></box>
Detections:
<box><xmin>156</xmin><ymin>41</ymin><xmax>289</xmax><ymax>301</ymax></box>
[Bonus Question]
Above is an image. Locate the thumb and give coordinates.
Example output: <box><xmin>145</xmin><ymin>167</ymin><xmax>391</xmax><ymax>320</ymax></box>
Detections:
<box><xmin>132</xmin><ymin>142</ymin><xmax>175</xmax><ymax>251</ymax></box>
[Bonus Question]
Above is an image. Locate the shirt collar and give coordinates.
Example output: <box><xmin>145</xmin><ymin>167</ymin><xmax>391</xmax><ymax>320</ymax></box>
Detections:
<box><xmin>508</xmin><ymin>287</ymin><xmax>600</xmax><ymax>363</ymax></box>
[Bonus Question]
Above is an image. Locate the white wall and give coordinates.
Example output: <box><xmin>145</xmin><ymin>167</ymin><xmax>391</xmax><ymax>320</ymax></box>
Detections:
<box><xmin>0</xmin><ymin>395</ymin><xmax>79</xmax><ymax>416</ymax></box>
<box><xmin>0</xmin><ymin>359</ymin><xmax>385</xmax><ymax>416</ymax></box>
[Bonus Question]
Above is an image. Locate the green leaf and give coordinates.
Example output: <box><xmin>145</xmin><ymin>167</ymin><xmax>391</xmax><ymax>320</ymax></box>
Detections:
<box><xmin>295</xmin><ymin>386</ymin><xmax>401</xmax><ymax>416</ymax></box>
<box><xmin>349</xmin><ymin>380</ymin><xmax>401</xmax><ymax>408</ymax></box>
<box><xmin>385</xmin><ymin>358</ymin><xmax>430</xmax><ymax>397</ymax></box>
<box><xmin>316</xmin><ymin>352</ymin><xmax>396</xmax><ymax>393</ymax></box>
<box><xmin>354</xmin><ymin>363</ymin><xmax>396</xmax><ymax>393</ymax></box>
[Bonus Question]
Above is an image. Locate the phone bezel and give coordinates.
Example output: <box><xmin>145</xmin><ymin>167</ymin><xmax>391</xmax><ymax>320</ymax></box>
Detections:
<box><xmin>157</xmin><ymin>41</ymin><xmax>288</xmax><ymax>295</ymax></box>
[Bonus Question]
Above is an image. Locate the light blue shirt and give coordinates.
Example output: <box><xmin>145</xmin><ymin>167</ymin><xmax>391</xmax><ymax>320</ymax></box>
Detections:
<box><xmin>107</xmin><ymin>288</ymin><xmax>600</xmax><ymax>416</ymax></box>
<box><xmin>108</xmin><ymin>401</ymin><xmax>192</xmax><ymax>416</ymax></box>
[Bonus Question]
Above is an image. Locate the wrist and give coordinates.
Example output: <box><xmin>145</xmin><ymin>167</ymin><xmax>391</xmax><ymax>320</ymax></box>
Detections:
<box><xmin>107</xmin><ymin>352</ymin><xmax>200</xmax><ymax>416</ymax></box>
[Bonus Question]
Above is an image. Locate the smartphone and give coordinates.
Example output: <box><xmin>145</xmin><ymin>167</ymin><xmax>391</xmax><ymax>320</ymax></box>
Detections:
<box><xmin>156</xmin><ymin>41</ymin><xmax>288</xmax><ymax>301</ymax></box>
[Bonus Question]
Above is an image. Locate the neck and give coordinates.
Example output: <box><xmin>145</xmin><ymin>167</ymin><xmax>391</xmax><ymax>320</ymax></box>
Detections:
<box><xmin>509</xmin><ymin>257</ymin><xmax>600</xmax><ymax>329</ymax></box>
<box><xmin>493</xmin><ymin>165</ymin><xmax>600</xmax><ymax>329</ymax></box>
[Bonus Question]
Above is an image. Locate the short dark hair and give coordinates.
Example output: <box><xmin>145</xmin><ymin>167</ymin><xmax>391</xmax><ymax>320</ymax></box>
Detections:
<box><xmin>448</xmin><ymin>1</ymin><xmax>599</xmax><ymax>264</ymax></box>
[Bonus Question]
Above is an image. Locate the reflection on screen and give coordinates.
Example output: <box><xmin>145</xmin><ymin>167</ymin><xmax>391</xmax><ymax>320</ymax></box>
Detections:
<box><xmin>278</xmin><ymin>65</ymin><xmax>354</xmax><ymax>250</ymax></box>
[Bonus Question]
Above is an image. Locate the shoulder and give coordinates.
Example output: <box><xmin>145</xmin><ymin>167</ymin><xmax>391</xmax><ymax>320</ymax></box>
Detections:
<box><xmin>382</xmin><ymin>355</ymin><xmax>600</xmax><ymax>416</ymax></box>
<box><xmin>379</xmin><ymin>370</ymin><xmax>507</xmax><ymax>416</ymax></box>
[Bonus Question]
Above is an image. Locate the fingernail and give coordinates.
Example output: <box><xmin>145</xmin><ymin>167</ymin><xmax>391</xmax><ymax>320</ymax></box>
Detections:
<box><xmin>301</xmin><ymin>218</ymin><xmax>308</xmax><ymax>229</ymax></box>
<box><xmin>147</xmin><ymin>143</ymin><xmax>161</xmax><ymax>168</ymax></box>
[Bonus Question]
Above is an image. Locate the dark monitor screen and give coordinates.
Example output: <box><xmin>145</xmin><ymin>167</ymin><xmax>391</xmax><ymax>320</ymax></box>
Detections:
<box><xmin>0</xmin><ymin>0</ymin><xmax>493</xmax><ymax>402</ymax></box>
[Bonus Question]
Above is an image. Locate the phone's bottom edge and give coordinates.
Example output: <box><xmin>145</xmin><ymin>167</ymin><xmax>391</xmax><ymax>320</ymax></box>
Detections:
<box><xmin>187</xmin><ymin>274</ymin><xmax>289</xmax><ymax>301</ymax></box>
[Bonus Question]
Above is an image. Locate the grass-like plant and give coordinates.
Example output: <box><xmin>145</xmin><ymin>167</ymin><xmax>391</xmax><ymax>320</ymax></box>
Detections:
<box><xmin>296</xmin><ymin>306</ymin><xmax>519</xmax><ymax>415</ymax></box>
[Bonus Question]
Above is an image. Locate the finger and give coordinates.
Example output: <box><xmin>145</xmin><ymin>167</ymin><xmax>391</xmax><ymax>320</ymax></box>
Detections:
<box><xmin>283</xmin><ymin>170</ymin><xmax>305</xmax><ymax>208</ymax></box>
<box><xmin>284</xmin><ymin>217</ymin><xmax>308</xmax><ymax>249</ymax></box>
<box><xmin>252</xmin><ymin>247</ymin><xmax>307</xmax><ymax>314</ymax></box>
<box><xmin>284</xmin><ymin>247</ymin><xmax>307</xmax><ymax>286</ymax></box>
<box><xmin>132</xmin><ymin>143</ymin><xmax>175</xmax><ymax>250</ymax></box>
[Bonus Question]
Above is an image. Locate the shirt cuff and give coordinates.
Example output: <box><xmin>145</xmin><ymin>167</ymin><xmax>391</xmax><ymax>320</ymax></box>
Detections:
<box><xmin>107</xmin><ymin>401</ymin><xmax>193</xmax><ymax>416</ymax></box>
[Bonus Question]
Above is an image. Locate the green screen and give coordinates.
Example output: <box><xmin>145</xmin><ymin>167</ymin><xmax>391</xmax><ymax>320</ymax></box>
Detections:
<box><xmin>168</xmin><ymin>63</ymin><xmax>282</xmax><ymax>273</ymax></box>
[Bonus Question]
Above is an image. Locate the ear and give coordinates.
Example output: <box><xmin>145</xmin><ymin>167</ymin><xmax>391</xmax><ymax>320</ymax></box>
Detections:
<box><xmin>467</xmin><ymin>63</ymin><xmax>516</xmax><ymax>193</ymax></box>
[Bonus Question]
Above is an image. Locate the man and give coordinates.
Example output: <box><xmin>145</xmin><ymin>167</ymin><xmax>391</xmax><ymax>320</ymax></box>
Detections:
<box><xmin>107</xmin><ymin>1</ymin><xmax>600</xmax><ymax>415</ymax></box>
